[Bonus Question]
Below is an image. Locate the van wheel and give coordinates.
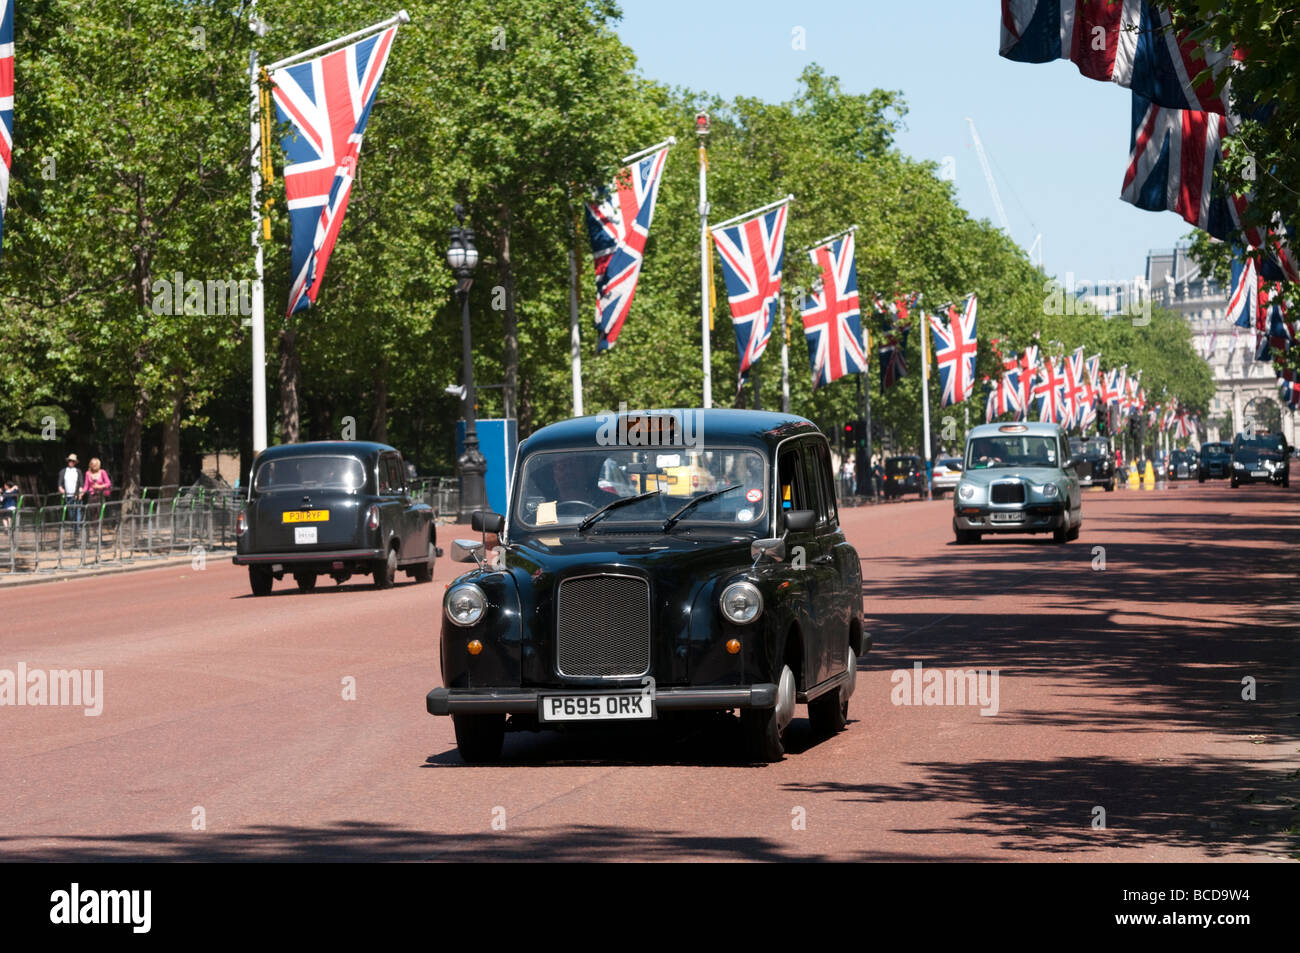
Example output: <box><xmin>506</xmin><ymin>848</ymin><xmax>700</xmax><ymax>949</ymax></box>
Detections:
<box><xmin>453</xmin><ymin>713</ymin><xmax>505</xmax><ymax>763</ymax></box>
<box><xmin>373</xmin><ymin>547</ymin><xmax>397</xmax><ymax>589</ymax></box>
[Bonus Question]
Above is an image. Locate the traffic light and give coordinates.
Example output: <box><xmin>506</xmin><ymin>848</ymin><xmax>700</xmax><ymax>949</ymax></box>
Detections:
<box><xmin>844</xmin><ymin>421</ymin><xmax>857</xmax><ymax>447</ymax></box>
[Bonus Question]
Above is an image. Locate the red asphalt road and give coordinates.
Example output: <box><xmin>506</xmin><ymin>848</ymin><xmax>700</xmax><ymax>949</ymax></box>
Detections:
<box><xmin>1</xmin><ymin>482</ymin><xmax>1296</xmax><ymax>861</ymax></box>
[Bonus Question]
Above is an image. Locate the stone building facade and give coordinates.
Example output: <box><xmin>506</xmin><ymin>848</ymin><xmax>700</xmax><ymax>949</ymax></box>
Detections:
<box><xmin>1145</xmin><ymin>245</ymin><xmax>1296</xmax><ymax>445</ymax></box>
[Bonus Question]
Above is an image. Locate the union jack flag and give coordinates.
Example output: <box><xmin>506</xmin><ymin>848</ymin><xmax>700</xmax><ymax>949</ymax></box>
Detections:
<box><xmin>873</xmin><ymin>293</ymin><xmax>914</xmax><ymax>393</ymax></box>
<box><xmin>1120</xmin><ymin>93</ymin><xmax>1237</xmax><ymax>240</ymax></box>
<box><xmin>1226</xmin><ymin>255</ymin><xmax>1258</xmax><ymax>329</ymax></box>
<box><xmin>585</xmin><ymin>145</ymin><xmax>671</xmax><ymax>351</ymax></box>
<box><xmin>800</xmin><ymin>232</ymin><xmax>865</xmax><ymax>389</ymax></box>
<box><xmin>1034</xmin><ymin>357</ymin><xmax>1068</xmax><ymax>424</ymax></box>
<box><xmin>999</xmin><ymin>1</ymin><xmax>1236</xmax><ymax>115</ymax></box>
<box><xmin>929</xmin><ymin>294</ymin><xmax>978</xmax><ymax>408</ymax></box>
<box><xmin>1062</xmin><ymin>347</ymin><xmax>1087</xmax><ymax>429</ymax></box>
<box><xmin>713</xmin><ymin>203</ymin><xmax>789</xmax><ymax>383</ymax></box>
<box><xmin>986</xmin><ymin>350</ymin><xmax>1022</xmax><ymax>422</ymax></box>
<box><xmin>1280</xmin><ymin>371</ymin><xmax>1299</xmax><ymax>410</ymax></box>
<box><xmin>0</xmin><ymin>0</ymin><xmax>12</xmax><ymax>259</ymax></box>
<box><xmin>271</xmin><ymin>25</ymin><xmax>400</xmax><ymax>316</ymax></box>
<box><xmin>1017</xmin><ymin>345</ymin><xmax>1040</xmax><ymax>421</ymax></box>
<box><xmin>1078</xmin><ymin>353</ymin><xmax>1102</xmax><ymax>431</ymax></box>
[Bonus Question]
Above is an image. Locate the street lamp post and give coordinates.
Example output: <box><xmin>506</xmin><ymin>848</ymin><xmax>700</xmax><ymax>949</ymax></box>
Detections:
<box><xmin>448</xmin><ymin>205</ymin><xmax>487</xmax><ymax>522</ymax></box>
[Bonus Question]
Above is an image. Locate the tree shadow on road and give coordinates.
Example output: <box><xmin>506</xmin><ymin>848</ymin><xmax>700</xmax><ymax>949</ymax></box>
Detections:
<box><xmin>782</xmin><ymin>755</ymin><xmax>1299</xmax><ymax>858</ymax></box>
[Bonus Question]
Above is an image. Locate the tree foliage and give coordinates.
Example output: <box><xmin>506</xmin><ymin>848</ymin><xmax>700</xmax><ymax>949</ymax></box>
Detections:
<box><xmin>0</xmin><ymin>0</ymin><xmax>1218</xmax><ymax>483</ymax></box>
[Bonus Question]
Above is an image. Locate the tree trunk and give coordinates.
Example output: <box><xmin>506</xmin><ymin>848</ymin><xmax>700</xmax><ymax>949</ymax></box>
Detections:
<box><xmin>278</xmin><ymin>319</ymin><xmax>301</xmax><ymax>443</ymax></box>
<box><xmin>161</xmin><ymin>386</ymin><xmax>183</xmax><ymax>486</ymax></box>
<box><xmin>122</xmin><ymin>173</ymin><xmax>153</xmax><ymax>504</ymax></box>
<box><xmin>497</xmin><ymin>204</ymin><xmax>518</xmax><ymax>422</ymax></box>
<box><xmin>370</xmin><ymin>359</ymin><xmax>389</xmax><ymax>443</ymax></box>
<box><xmin>120</xmin><ymin>383</ymin><xmax>148</xmax><ymax>503</ymax></box>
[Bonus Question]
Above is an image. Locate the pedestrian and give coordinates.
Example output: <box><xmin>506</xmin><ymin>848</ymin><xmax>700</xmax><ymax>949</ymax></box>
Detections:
<box><xmin>55</xmin><ymin>453</ymin><xmax>83</xmax><ymax>522</ymax></box>
<box><xmin>82</xmin><ymin>458</ymin><xmax>112</xmax><ymax>509</ymax></box>
<box><xmin>1</xmin><ymin>479</ymin><xmax>18</xmax><ymax>531</ymax></box>
<box><xmin>871</xmin><ymin>456</ymin><xmax>883</xmax><ymax>501</ymax></box>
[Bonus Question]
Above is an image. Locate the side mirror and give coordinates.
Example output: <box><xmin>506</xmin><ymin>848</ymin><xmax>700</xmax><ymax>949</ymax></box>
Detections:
<box><xmin>750</xmin><ymin>537</ymin><xmax>786</xmax><ymax>563</ymax></box>
<box><xmin>1068</xmin><ymin>454</ymin><xmax>1085</xmax><ymax>470</ymax></box>
<box><xmin>471</xmin><ymin>511</ymin><xmax>505</xmax><ymax>534</ymax></box>
<box><xmin>783</xmin><ymin>509</ymin><xmax>815</xmax><ymax>532</ymax></box>
<box><xmin>450</xmin><ymin>538</ymin><xmax>485</xmax><ymax>565</ymax></box>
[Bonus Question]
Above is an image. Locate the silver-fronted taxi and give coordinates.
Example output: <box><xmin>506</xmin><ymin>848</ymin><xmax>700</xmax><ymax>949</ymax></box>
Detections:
<box><xmin>952</xmin><ymin>422</ymin><xmax>1083</xmax><ymax>545</ymax></box>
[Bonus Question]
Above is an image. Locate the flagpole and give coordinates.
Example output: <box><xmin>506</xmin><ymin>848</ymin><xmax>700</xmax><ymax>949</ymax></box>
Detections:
<box><xmin>265</xmin><ymin>10</ymin><xmax>410</xmax><ymax>71</ymax></box>
<box><xmin>920</xmin><ymin>305</ymin><xmax>933</xmax><ymax>500</ymax></box>
<box><xmin>779</xmin><ymin>294</ymin><xmax>790</xmax><ymax>413</ymax></box>
<box><xmin>249</xmin><ymin>12</ymin><xmax>268</xmax><ymax>454</ymax></box>
<box><xmin>710</xmin><ymin>194</ymin><xmax>795</xmax><ymax>231</ymax></box>
<box><xmin>697</xmin><ymin>114</ymin><xmax>712</xmax><ymax>409</ymax></box>
<box><xmin>569</xmin><ymin>245</ymin><xmax>584</xmax><ymax>417</ymax></box>
<box><xmin>621</xmin><ymin>136</ymin><xmax>676</xmax><ymax>166</ymax></box>
<box><xmin>861</xmin><ymin>330</ymin><xmax>873</xmax><ymax>499</ymax></box>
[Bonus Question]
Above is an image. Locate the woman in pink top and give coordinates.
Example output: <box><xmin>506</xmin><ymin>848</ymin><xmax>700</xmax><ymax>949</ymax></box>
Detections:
<box><xmin>82</xmin><ymin>458</ymin><xmax>113</xmax><ymax>502</ymax></box>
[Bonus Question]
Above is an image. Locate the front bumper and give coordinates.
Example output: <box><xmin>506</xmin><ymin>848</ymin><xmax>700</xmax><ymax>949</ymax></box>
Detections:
<box><xmin>233</xmin><ymin>547</ymin><xmax>384</xmax><ymax>566</ymax></box>
<box><xmin>953</xmin><ymin>502</ymin><xmax>1066</xmax><ymax>533</ymax></box>
<box><xmin>427</xmin><ymin>683</ymin><xmax>779</xmax><ymax>716</ymax></box>
<box><xmin>1233</xmin><ymin>468</ymin><xmax>1286</xmax><ymax>484</ymax></box>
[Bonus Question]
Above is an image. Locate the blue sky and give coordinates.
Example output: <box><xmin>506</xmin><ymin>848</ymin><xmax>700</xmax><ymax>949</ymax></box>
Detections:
<box><xmin>614</xmin><ymin>0</ymin><xmax>1191</xmax><ymax>284</ymax></box>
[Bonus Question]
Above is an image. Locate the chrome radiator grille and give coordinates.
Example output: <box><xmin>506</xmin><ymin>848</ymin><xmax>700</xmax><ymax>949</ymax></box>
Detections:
<box><xmin>990</xmin><ymin>482</ymin><xmax>1025</xmax><ymax>504</ymax></box>
<box><xmin>556</xmin><ymin>574</ymin><xmax>651</xmax><ymax>678</ymax></box>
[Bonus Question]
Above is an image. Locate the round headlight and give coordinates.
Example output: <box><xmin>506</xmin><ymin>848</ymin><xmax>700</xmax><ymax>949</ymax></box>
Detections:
<box><xmin>1038</xmin><ymin>483</ymin><xmax>1059</xmax><ymax>498</ymax></box>
<box><xmin>444</xmin><ymin>583</ymin><xmax>487</xmax><ymax>627</ymax></box>
<box><xmin>720</xmin><ymin>581</ymin><xmax>763</xmax><ymax>625</ymax></box>
<box><xmin>957</xmin><ymin>483</ymin><xmax>976</xmax><ymax>501</ymax></box>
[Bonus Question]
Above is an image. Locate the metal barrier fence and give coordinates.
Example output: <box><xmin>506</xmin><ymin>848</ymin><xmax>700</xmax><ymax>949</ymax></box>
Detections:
<box><xmin>3</xmin><ymin>487</ymin><xmax>243</xmax><ymax>575</ymax></box>
<box><xmin>410</xmin><ymin>477</ymin><xmax>460</xmax><ymax>522</ymax></box>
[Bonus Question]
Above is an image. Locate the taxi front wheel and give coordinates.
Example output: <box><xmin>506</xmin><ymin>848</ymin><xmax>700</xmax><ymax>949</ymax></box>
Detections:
<box><xmin>453</xmin><ymin>713</ymin><xmax>505</xmax><ymax>763</ymax></box>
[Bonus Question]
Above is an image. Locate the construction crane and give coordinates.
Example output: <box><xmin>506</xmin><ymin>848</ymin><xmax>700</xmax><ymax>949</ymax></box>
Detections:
<box><xmin>965</xmin><ymin>116</ymin><xmax>1042</xmax><ymax>268</ymax></box>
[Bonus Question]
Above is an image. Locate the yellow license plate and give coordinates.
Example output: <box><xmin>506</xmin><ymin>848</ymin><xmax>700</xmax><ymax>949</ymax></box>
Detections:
<box><xmin>282</xmin><ymin>510</ymin><xmax>330</xmax><ymax>524</ymax></box>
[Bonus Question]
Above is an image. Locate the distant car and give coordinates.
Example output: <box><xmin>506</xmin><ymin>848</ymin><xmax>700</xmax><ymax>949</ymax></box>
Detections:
<box><xmin>883</xmin><ymin>455</ymin><xmax>925</xmax><ymax>498</ymax></box>
<box><xmin>953</xmin><ymin>421</ymin><xmax>1083</xmax><ymax>544</ymax></box>
<box><xmin>931</xmin><ymin>456</ymin><xmax>963</xmax><ymax>497</ymax></box>
<box><xmin>1230</xmin><ymin>432</ymin><xmax>1290</xmax><ymax>488</ymax></box>
<box><xmin>233</xmin><ymin>441</ymin><xmax>436</xmax><ymax>594</ymax></box>
<box><xmin>1078</xmin><ymin>436</ymin><xmax>1115</xmax><ymax>491</ymax></box>
<box><xmin>1166</xmin><ymin>450</ymin><xmax>1195</xmax><ymax>481</ymax></box>
<box><xmin>1198</xmin><ymin>442</ymin><xmax>1231</xmax><ymax>482</ymax></box>
<box><xmin>1068</xmin><ymin>438</ymin><xmax>1094</xmax><ymax>486</ymax></box>
<box><xmin>426</xmin><ymin>410</ymin><xmax>867</xmax><ymax>764</ymax></box>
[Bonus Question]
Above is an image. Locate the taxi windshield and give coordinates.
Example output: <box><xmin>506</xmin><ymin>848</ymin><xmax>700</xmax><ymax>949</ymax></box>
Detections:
<box><xmin>513</xmin><ymin>447</ymin><xmax>766</xmax><ymax>531</ymax></box>
<box><xmin>254</xmin><ymin>455</ymin><xmax>367</xmax><ymax>492</ymax></box>
<box><xmin>966</xmin><ymin>435</ymin><xmax>1060</xmax><ymax>469</ymax></box>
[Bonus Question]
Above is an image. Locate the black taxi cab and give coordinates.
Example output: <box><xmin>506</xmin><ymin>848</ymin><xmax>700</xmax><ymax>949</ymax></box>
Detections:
<box><xmin>426</xmin><ymin>409</ymin><xmax>867</xmax><ymax>763</ymax></box>
<box><xmin>233</xmin><ymin>441</ymin><xmax>436</xmax><ymax>595</ymax></box>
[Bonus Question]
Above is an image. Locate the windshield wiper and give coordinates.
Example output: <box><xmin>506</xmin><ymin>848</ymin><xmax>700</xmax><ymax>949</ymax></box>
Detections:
<box><xmin>577</xmin><ymin>490</ymin><xmax>662</xmax><ymax>532</ymax></box>
<box><xmin>662</xmin><ymin>484</ymin><xmax>741</xmax><ymax>531</ymax></box>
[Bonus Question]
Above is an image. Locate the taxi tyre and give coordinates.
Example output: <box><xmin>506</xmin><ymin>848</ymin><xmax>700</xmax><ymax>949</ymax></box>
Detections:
<box><xmin>1067</xmin><ymin>520</ymin><xmax>1080</xmax><ymax>542</ymax></box>
<box><xmin>249</xmin><ymin>566</ymin><xmax>273</xmax><ymax>597</ymax></box>
<box><xmin>808</xmin><ymin>649</ymin><xmax>854</xmax><ymax>736</ymax></box>
<box><xmin>1052</xmin><ymin>524</ymin><xmax>1069</xmax><ymax>544</ymax></box>
<box><xmin>742</xmin><ymin>663</ymin><xmax>795</xmax><ymax>762</ymax></box>
<box><xmin>373</xmin><ymin>546</ymin><xmax>398</xmax><ymax>590</ymax></box>
<box><xmin>294</xmin><ymin>571</ymin><xmax>318</xmax><ymax>592</ymax></box>
<box><xmin>411</xmin><ymin>539</ymin><xmax>435</xmax><ymax>583</ymax></box>
<box><xmin>1104</xmin><ymin>480</ymin><xmax>1115</xmax><ymax>491</ymax></box>
<box><xmin>453</xmin><ymin>712</ymin><xmax>505</xmax><ymax>763</ymax></box>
